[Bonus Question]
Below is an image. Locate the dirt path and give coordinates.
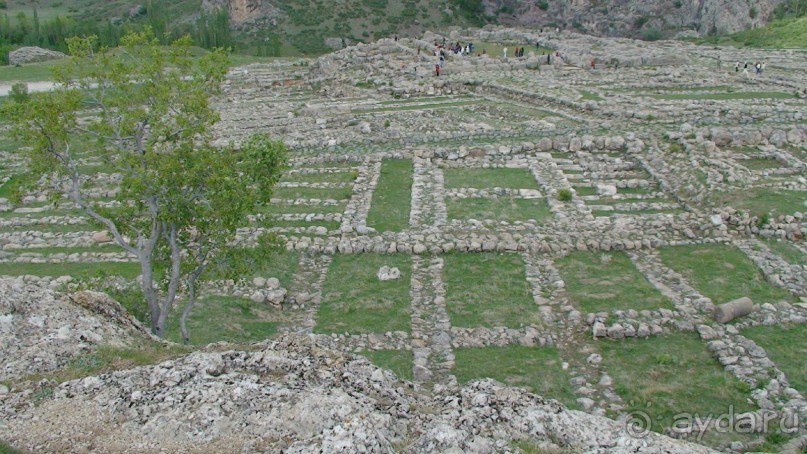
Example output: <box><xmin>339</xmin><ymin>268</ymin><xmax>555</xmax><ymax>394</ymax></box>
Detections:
<box><xmin>0</xmin><ymin>81</ymin><xmax>57</xmax><ymax>97</ymax></box>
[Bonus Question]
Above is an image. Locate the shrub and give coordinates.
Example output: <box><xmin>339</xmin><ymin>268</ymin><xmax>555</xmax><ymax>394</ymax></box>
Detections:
<box><xmin>0</xmin><ymin>0</ymin><xmax>7</xmax><ymax>9</ymax></box>
<box><xmin>9</xmin><ymin>83</ymin><xmax>29</xmax><ymax>104</ymax></box>
<box><xmin>749</xmin><ymin>7</ymin><xmax>758</xmax><ymax>19</ymax></box>
<box><xmin>635</xmin><ymin>16</ymin><xmax>649</xmax><ymax>28</ymax></box>
<box><xmin>557</xmin><ymin>189</ymin><xmax>573</xmax><ymax>202</ymax></box>
<box><xmin>757</xmin><ymin>212</ymin><xmax>770</xmax><ymax>228</ymax></box>
<box><xmin>536</xmin><ymin>0</ymin><xmax>549</xmax><ymax>11</ymax></box>
<box><xmin>642</xmin><ymin>27</ymin><xmax>663</xmax><ymax>41</ymax></box>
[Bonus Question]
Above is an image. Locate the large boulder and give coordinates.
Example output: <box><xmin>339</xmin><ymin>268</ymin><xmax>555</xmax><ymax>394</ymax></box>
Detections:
<box><xmin>8</xmin><ymin>47</ymin><xmax>67</xmax><ymax>66</ymax></box>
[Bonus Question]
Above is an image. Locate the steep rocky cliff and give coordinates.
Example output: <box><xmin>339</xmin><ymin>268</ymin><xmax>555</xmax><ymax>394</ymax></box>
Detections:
<box><xmin>489</xmin><ymin>0</ymin><xmax>788</xmax><ymax>36</ymax></box>
<box><xmin>205</xmin><ymin>0</ymin><xmax>788</xmax><ymax>38</ymax></box>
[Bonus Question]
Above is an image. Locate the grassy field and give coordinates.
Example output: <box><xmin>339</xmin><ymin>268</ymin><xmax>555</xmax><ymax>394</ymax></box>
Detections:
<box><xmin>0</xmin><ymin>51</ymin><xmax>295</xmax><ymax>84</ymax></box>
<box><xmin>761</xmin><ymin>238</ymin><xmax>805</xmax><ymax>265</ymax></box>
<box><xmin>453</xmin><ymin>345</ymin><xmax>577</xmax><ymax>408</ymax></box>
<box><xmin>694</xmin><ymin>16</ymin><xmax>807</xmax><ymax>49</ymax></box>
<box><xmin>257</xmin><ymin>202</ymin><xmax>346</xmax><ymax>216</ymax></box>
<box><xmin>658</xmin><ymin>243</ymin><xmax>795</xmax><ymax>305</ymax></box>
<box><xmin>556</xmin><ymin>251</ymin><xmax>674</xmax><ymax>313</ymax></box>
<box><xmin>164</xmin><ymin>296</ymin><xmax>282</xmax><ymax>345</ymax></box>
<box><xmin>443</xmin><ymin>167</ymin><xmax>538</xmax><ymax>189</ymax></box>
<box><xmin>316</xmin><ymin>254</ymin><xmax>412</xmax><ymax>334</ymax></box>
<box><xmin>360</xmin><ymin>349</ymin><xmax>413</xmax><ymax>381</ymax></box>
<box><xmin>599</xmin><ymin>333</ymin><xmax>756</xmax><ymax>434</ymax></box>
<box><xmin>13</xmin><ymin>339</ymin><xmax>189</xmax><ymax>386</ymax></box>
<box><xmin>0</xmin><ymin>261</ymin><xmax>140</xmax><ymax>279</ymax></box>
<box><xmin>651</xmin><ymin>92</ymin><xmax>795</xmax><ymax>101</ymax></box>
<box><xmin>271</xmin><ymin>186</ymin><xmax>354</xmax><ymax>201</ymax></box>
<box><xmin>366</xmin><ymin>159</ymin><xmax>413</xmax><ymax>232</ymax></box>
<box><xmin>737</xmin><ymin>157</ymin><xmax>783</xmax><ymax>170</ymax></box>
<box><xmin>742</xmin><ymin>324</ymin><xmax>807</xmax><ymax>395</ymax></box>
<box><xmin>710</xmin><ymin>188</ymin><xmax>807</xmax><ymax>217</ymax></box>
<box><xmin>446</xmin><ymin>197</ymin><xmax>552</xmax><ymax>222</ymax></box>
<box><xmin>444</xmin><ymin>253</ymin><xmax>541</xmax><ymax>328</ymax></box>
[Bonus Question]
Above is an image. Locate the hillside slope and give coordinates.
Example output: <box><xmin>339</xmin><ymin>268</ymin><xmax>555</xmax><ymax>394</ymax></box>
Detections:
<box><xmin>489</xmin><ymin>0</ymin><xmax>789</xmax><ymax>37</ymax></box>
<box><xmin>2</xmin><ymin>0</ymin><xmax>800</xmax><ymax>57</ymax></box>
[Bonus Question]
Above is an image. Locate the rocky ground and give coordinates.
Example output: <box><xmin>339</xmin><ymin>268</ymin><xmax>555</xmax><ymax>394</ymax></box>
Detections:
<box><xmin>0</xmin><ymin>301</ymin><xmax>712</xmax><ymax>453</ymax></box>
<box><xmin>0</xmin><ymin>279</ymin><xmax>152</xmax><ymax>382</ymax></box>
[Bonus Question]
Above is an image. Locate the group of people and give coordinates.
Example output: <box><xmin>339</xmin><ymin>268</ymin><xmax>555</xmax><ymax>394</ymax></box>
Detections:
<box><xmin>435</xmin><ymin>41</ymin><xmax>476</xmax><ymax>56</ymax></box>
<box><xmin>433</xmin><ymin>41</ymin><xmax>478</xmax><ymax>76</ymax></box>
<box><xmin>506</xmin><ymin>47</ymin><xmax>527</xmax><ymax>58</ymax></box>
<box><xmin>735</xmin><ymin>61</ymin><xmax>766</xmax><ymax>76</ymax></box>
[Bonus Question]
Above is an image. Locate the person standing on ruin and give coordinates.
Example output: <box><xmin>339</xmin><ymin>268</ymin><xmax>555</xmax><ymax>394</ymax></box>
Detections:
<box><xmin>591</xmin><ymin>58</ymin><xmax>596</xmax><ymax>70</ymax></box>
<box><xmin>435</xmin><ymin>63</ymin><xmax>440</xmax><ymax>77</ymax></box>
<box><xmin>503</xmin><ymin>47</ymin><xmax>508</xmax><ymax>59</ymax></box>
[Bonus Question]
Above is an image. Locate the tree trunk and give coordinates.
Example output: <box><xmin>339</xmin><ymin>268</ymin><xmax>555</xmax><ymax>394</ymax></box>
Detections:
<box><xmin>180</xmin><ymin>278</ymin><xmax>198</xmax><ymax>345</ymax></box>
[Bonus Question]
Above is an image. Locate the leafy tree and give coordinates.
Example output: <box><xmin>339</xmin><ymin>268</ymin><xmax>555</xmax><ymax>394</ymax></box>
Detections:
<box><xmin>2</xmin><ymin>31</ymin><xmax>287</xmax><ymax>340</ymax></box>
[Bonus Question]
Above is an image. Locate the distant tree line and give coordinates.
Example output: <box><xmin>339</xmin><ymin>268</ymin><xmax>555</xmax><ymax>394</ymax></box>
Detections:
<box><xmin>772</xmin><ymin>0</ymin><xmax>807</xmax><ymax>20</ymax></box>
<box><xmin>0</xmin><ymin>0</ymin><xmax>232</xmax><ymax>64</ymax></box>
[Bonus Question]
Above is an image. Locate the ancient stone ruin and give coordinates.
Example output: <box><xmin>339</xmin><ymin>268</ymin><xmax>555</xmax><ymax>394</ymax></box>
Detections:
<box><xmin>0</xmin><ymin>27</ymin><xmax>805</xmax><ymax>452</ymax></box>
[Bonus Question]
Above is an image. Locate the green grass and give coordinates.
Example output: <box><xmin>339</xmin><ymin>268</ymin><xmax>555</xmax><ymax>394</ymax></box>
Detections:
<box><xmin>0</xmin><ymin>261</ymin><xmax>140</xmax><ymax>279</ymax></box>
<box><xmin>446</xmin><ymin>197</ymin><xmax>552</xmax><ymax>223</ymax></box>
<box><xmin>0</xmin><ymin>50</ymin><xmax>296</xmax><ymax>85</ymax></box>
<box><xmin>658</xmin><ymin>243</ymin><xmax>795</xmax><ymax>305</ymax></box>
<box><xmin>256</xmin><ymin>219</ymin><xmax>339</xmax><ymax>230</ymax></box>
<box><xmin>16</xmin><ymin>340</ymin><xmax>189</xmax><ymax>386</ymax></box>
<box><xmin>7</xmin><ymin>246</ymin><xmax>123</xmax><ymax>255</ymax></box>
<box><xmin>600</xmin><ymin>333</ymin><xmax>756</xmax><ymax>433</ymax></box>
<box><xmin>1</xmin><ymin>223</ymin><xmax>93</xmax><ymax>233</ymax></box>
<box><xmin>694</xmin><ymin>16</ymin><xmax>807</xmax><ymax>49</ymax></box>
<box><xmin>580</xmin><ymin>90</ymin><xmax>603</xmax><ymax>101</ymax></box>
<box><xmin>281</xmin><ymin>170</ymin><xmax>358</xmax><ymax>184</ymax></box>
<box><xmin>444</xmin><ymin>253</ymin><xmax>540</xmax><ymax>328</ymax></box>
<box><xmin>742</xmin><ymin>324</ymin><xmax>807</xmax><ymax>395</ymax></box>
<box><xmin>573</xmin><ymin>186</ymin><xmax>597</xmax><ymax>196</ymax></box>
<box><xmin>316</xmin><ymin>254</ymin><xmax>412</xmax><ymax>334</ymax></box>
<box><xmin>738</xmin><ymin>158</ymin><xmax>784</xmax><ymax>170</ymax></box>
<box><xmin>443</xmin><ymin>167</ymin><xmax>538</xmax><ymax>189</ymax></box>
<box><xmin>0</xmin><ymin>58</ymin><xmax>68</xmax><ymax>83</ymax></box>
<box><xmin>453</xmin><ymin>346</ymin><xmax>577</xmax><ymax>408</ymax></box>
<box><xmin>0</xmin><ymin>174</ymin><xmax>34</xmax><ymax>200</ymax></box>
<box><xmin>761</xmin><ymin>238</ymin><xmax>805</xmax><ymax>265</ymax></box>
<box><xmin>359</xmin><ymin>349</ymin><xmax>413</xmax><ymax>381</ymax></box>
<box><xmin>592</xmin><ymin>197</ymin><xmax>669</xmax><ymax>206</ymax></box>
<box><xmin>651</xmin><ymin>92</ymin><xmax>795</xmax><ymax>101</ymax></box>
<box><xmin>556</xmin><ymin>251</ymin><xmax>674</xmax><ymax>313</ymax></box>
<box><xmin>0</xmin><ymin>208</ymin><xmax>85</xmax><ymax>220</ymax></box>
<box><xmin>0</xmin><ymin>441</ymin><xmax>21</xmax><ymax>454</ymax></box>
<box><xmin>474</xmin><ymin>42</ymin><xmax>554</xmax><ymax>58</ymax></box>
<box><xmin>367</xmin><ymin>159</ymin><xmax>412</xmax><ymax>232</ymax></box>
<box><xmin>591</xmin><ymin>209</ymin><xmax>681</xmax><ymax>216</ymax></box>
<box><xmin>353</xmin><ymin>100</ymin><xmax>478</xmax><ymax>113</ymax></box>
<box><xmin>164</xmin><ymin>296</ymin><xmax>280</xmax><ymax>345</ymax></box>
<box><xmin>619</xmin><ymin>187</ymin><xmax>655</xmax><ymax>195</ymax></box>
<box><xmin>711</xmin><ymin>188</ymin><xmax>807</xmax><ymax>217</ymax></box>
<box><xmin>271</xmin><ymin>186</ymin><xmax>353</xmax><ymax>201</ymax></box>
<box><xmin>236</xmin><ymin>250</ymin><xmax>300</xmax><ymax>288</ymax></box>
<box><xmin>257</xmin><ymin>202</ymin><xmax>346</xmax><ymax>215</ymax></box>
